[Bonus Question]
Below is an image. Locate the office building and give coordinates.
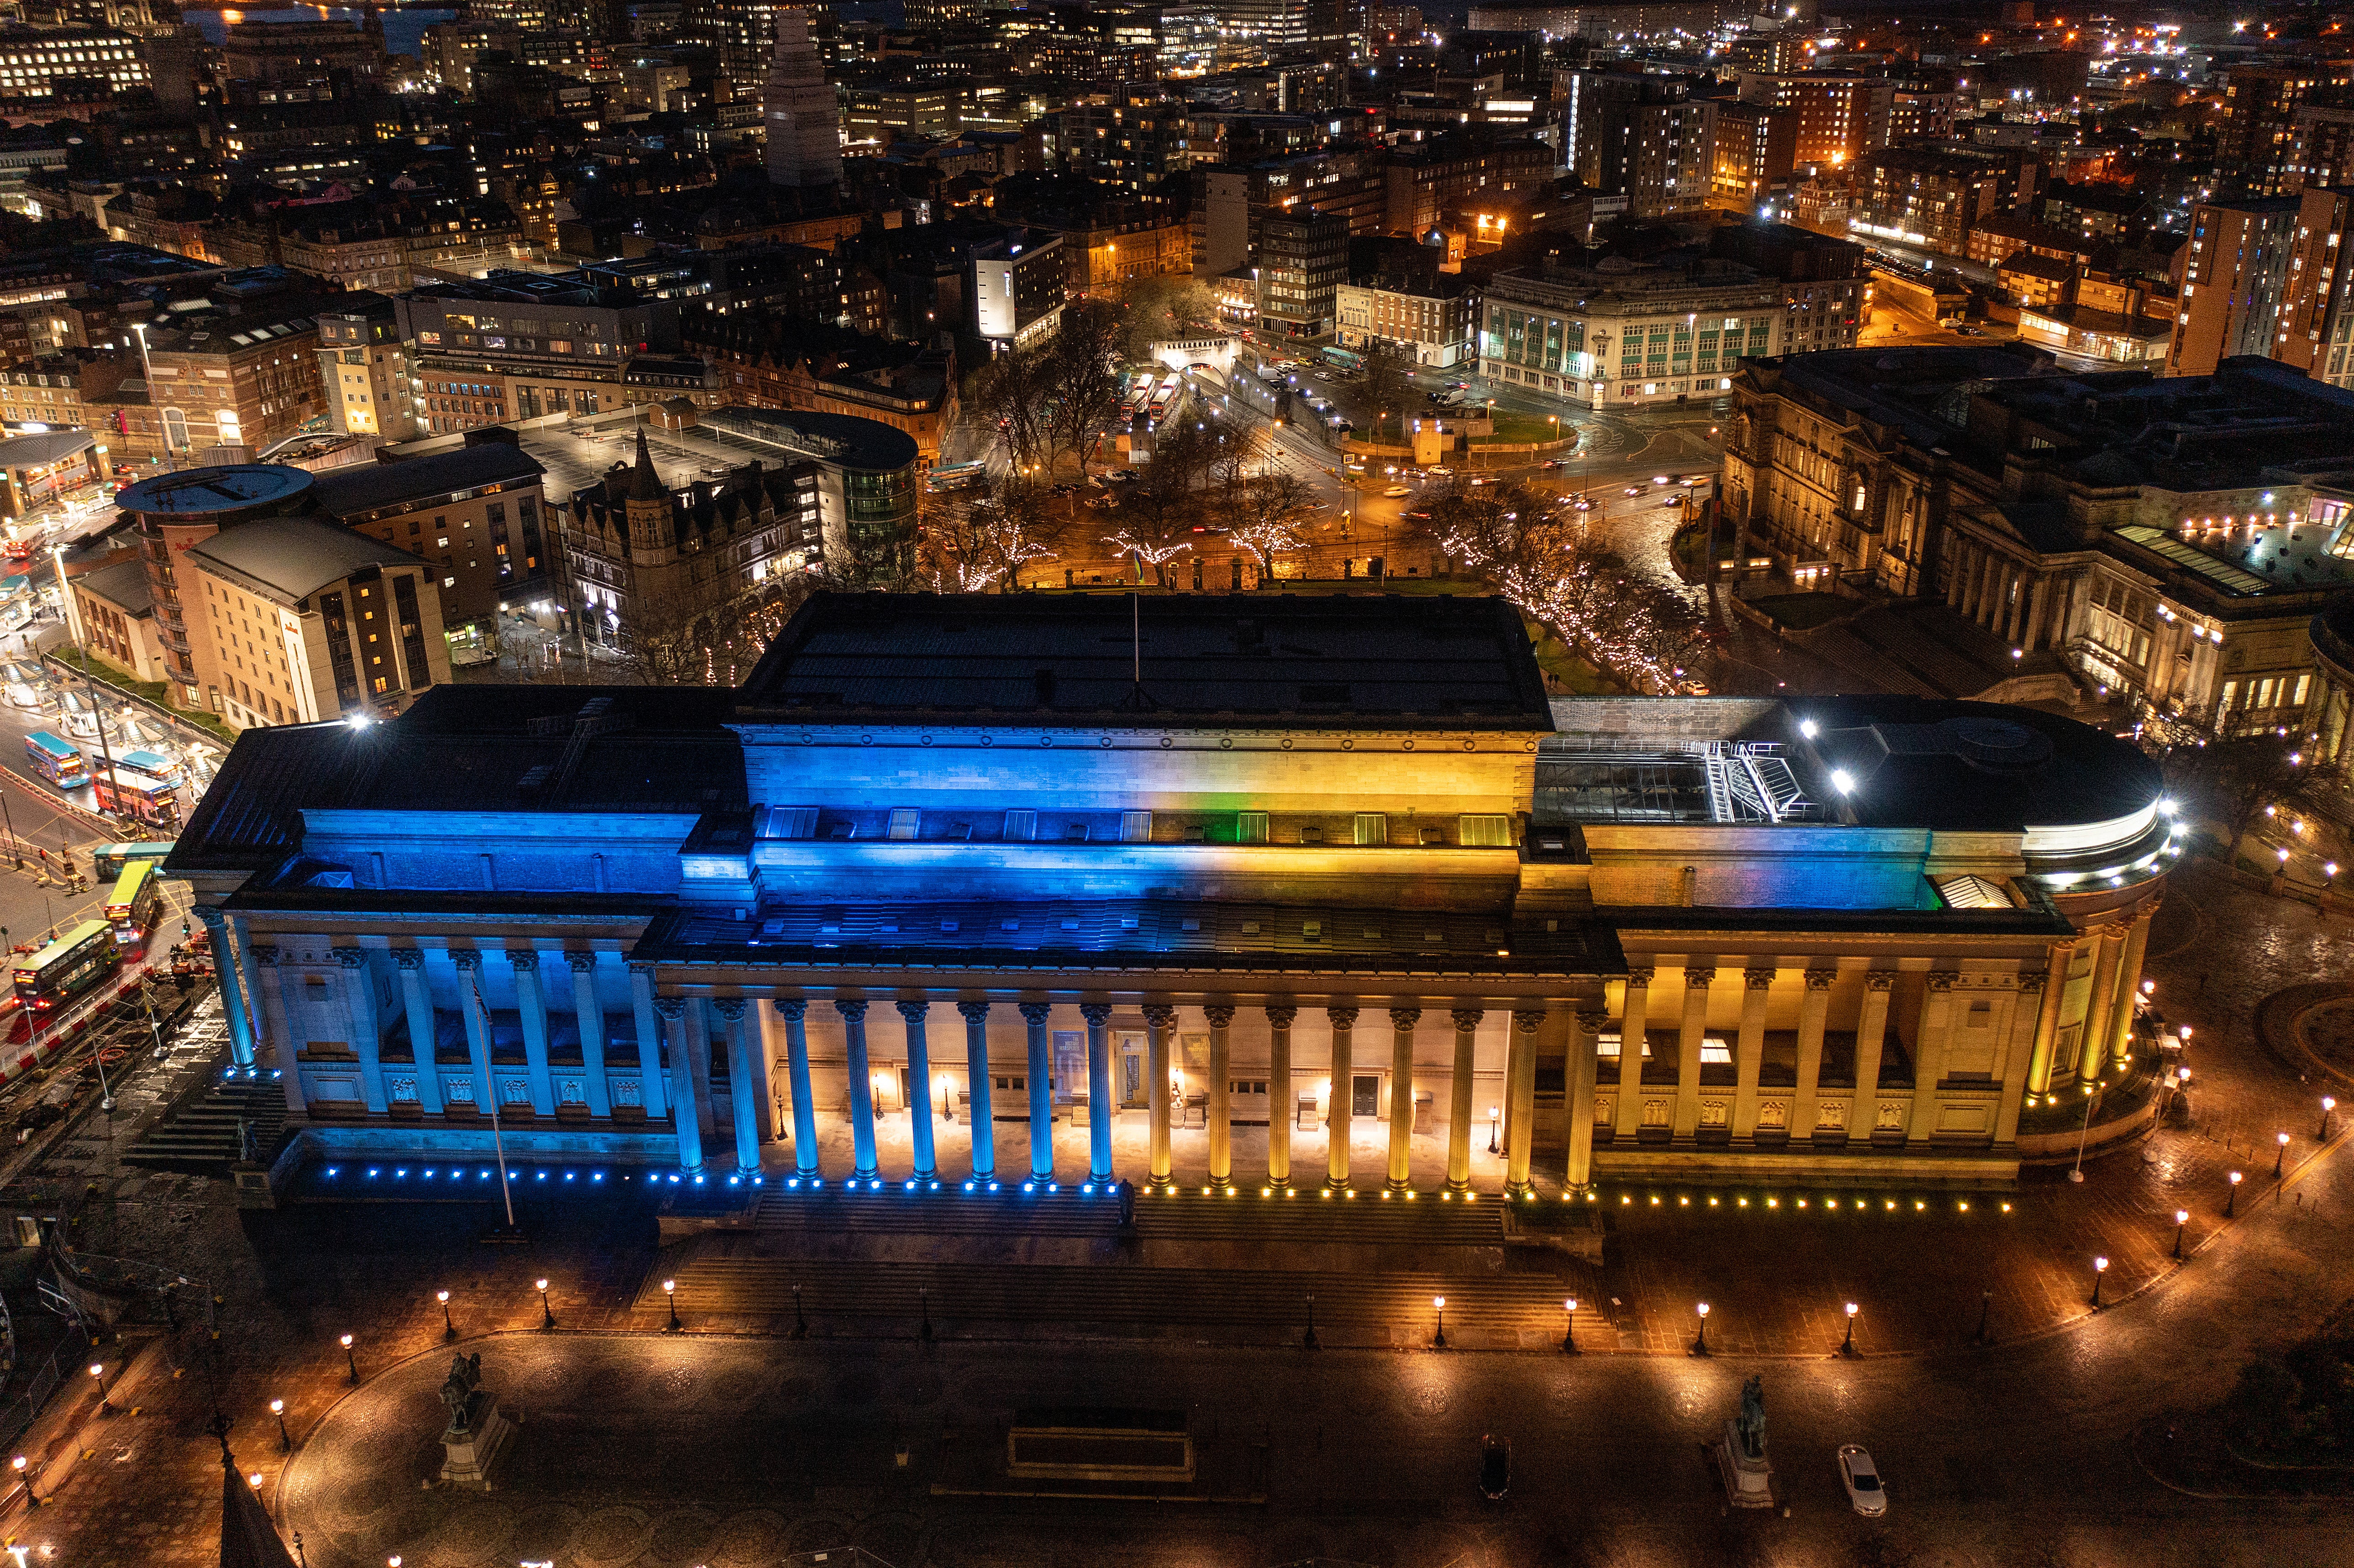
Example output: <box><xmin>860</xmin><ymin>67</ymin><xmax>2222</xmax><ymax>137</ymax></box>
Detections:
<box><xmin>762</xmin><ymin>6</ymin><xmax>840</xmax><ymax>191</ymax></box>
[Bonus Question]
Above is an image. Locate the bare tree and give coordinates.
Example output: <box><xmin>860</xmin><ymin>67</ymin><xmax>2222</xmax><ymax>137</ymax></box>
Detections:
<box><xmin>1226</xmin><ymin>471</ymin><xmax>1317</xmax><ymax>585</ymax></box>
<box><xmin>970</xmin><ymin>343</ymin><xmax>1055</xmax><ymax>473</ymax></box>
<box><xmin>931</xmin><ymin>476</ymin><xmax>1058</xmax><ymax>591</ymax></box>
<box><xmin>1118</xmin><ymin>273</ymin><xmax>1220</xmax><ymax>361</ymax></box>
<box><xmin>1044</xmin><ymin>299</ymin><xmax>1128</xmax><ymax>471</ymax></box>
<box><xmin>2168</xmin><ymin>733</ymin><xmax>2347</xmax><ymax>856</ymax></box>
<box><xmin>1358</xmin><ymin>341</ymin><xmax>1416</xmax><ymax>443</ymax></box>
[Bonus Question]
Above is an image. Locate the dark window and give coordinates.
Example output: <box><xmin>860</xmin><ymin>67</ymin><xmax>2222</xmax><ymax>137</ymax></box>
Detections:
<box><xmin>318</xmin><ymin>590</ymin><xmax>361</xmax><ymax>709</ymax></box>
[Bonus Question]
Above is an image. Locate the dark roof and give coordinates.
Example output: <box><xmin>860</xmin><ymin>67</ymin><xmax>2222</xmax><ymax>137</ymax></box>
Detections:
<box><xmin>75</xmin><ymin>556</ymin><xmax>152</xmax><ymax>616</ymax></box>
<box><xmin>184</xmin><ymin>516</ymin><xmax>424</xmax><ymax>603</ymax></box>
<box><xmin>699</xmin><ymin>407</ymin><xmax>920</xmax><ymax>473</ymax></box>
<box><xmin>165</xmin><ymin>721</ymin><xmax>380</xmax><ymax>875</ymax></box>
<box><xmin>1797</xmin><ymin>696</ymin><xmax>2162</xmax><ymax>834</ymax></box>
<box><xmin>737</xmin><ymin>592</ymin><xmax>1557</xmax><ymax>730</ymax></box>
<box><xmin>309</xmin><ymin>444</ymin><xmax>544</xmax><ymax>519</ymax></box>
<box><xmin>627</xmin><ymin>425</ymin><xmax>666</xmax><ymax>502</ymax></box>
<box><xmin>0</xmin><ymin>429</ymin><xmax>93</xmax><ymax>469</ymax></box>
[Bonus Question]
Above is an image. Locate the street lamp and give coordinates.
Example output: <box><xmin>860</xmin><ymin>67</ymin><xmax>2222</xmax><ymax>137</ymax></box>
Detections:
<box><xmin>1487</xmin><ymin>1106</ymin><xmax>1499</xmax><ymax>1154</ymax></box>
<box><xmin>664</xmin><ymin>1278</ymin><xmax>681</xmax><ymax>1332</ymax></box>
<box><xmin>1691</xmin><ymin>1301</ymin><xmax>1711</xmax><ymax>1356</ymax></box>
<box><xmin>1562</xmin><ymin>1296</ymin><xmax>1578</xmax><ymax>1354</ymax></box>
<box><xmin>2091</xmin><ymin>1255</ymin><xmax>2109</xmax><ymax>1308</ymax></box>
<box><xmin>2226</xmin><ymin>1169</ymin><xmax>2243</xmax><ymax>1217</ymax></box>
<box><xmin>1431</xmin><ymin>1294</ymin><xmax>1447</xmax><ymax>1349</ymax></box>
<box><xmin>340</xmin><ymin>1333</ymin><xmax>357</xmax><ymax>1384</ymax></box>
<box><xmin>1840</xmin><ymin>1301</ymin><xmax>1859</xmax><ymax>1356</ymax></box>
<box><xmin>271</xmin><ymin>1397</ymin><xmax>290</xmax><ymax>1451</ymax></box>
<box><xmin>2323</xmin><ymin>1096</ymin><xmax>2338</xmax><ymax>1141</ymax></box>
<box><xmin>13</xmin><ymin>1453</ymin><xmax>36</xmax><ymax>1507</ymax></box>
<box><xmin>437</xmin><ymin>1289</ymin><xmax>454</xmax><ymax>1340</ymax></box>
<box><xmin>536</xmin><ymin>1278</ymin><xmax>555</xmax><ymax>1330</ymax></box>
<box><xmin>2275</xmin><ymin>1130</ymin><xmax>2291</xmax><ymax>1177</ymax></box>
<box><xmin>2172</xmin><ymin>1208</ymin><xmax>2189</xmax><ymax>1259</ymax></box>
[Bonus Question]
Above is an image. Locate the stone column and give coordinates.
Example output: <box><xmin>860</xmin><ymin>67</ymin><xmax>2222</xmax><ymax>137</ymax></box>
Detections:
<box><xmin>2077</xmin><ymin>925</ymin><xmax>2124</xmax><ymax>1083</ymax></box>
<box><xmin>1731</xmin><ymin>966</ymin><xmax>1772</xmax><ymax>1139</ymax></box>
<box><xmin>451</xmin><ymin>949</ymin><xmax>495</xmax><ymax>1116</ymax></box>
<box><xmin>506</xmin><ymin>947</ymin><xmax>554</xmax><ymax>1116</ymax></box>
<box><xmin>1672</xmin><ymin>966</ymin><xmax>1715</xmax><ymax>1136</ymax></box>
<box><xmin>194</xmin><ymin>906</ymin><xmax>256</xmax><ymax>1068</ymax></box>
<box><xmin>565</xmin><ymin>952</ymin><xmax>611</xmax><ymax>1119</ymax></box>
<box><xmin>1567</xmin><ymin>1009</ymin><xmax>1605</xmax><ymax>1190</ymax></box>
<box><xmin>837</xmin><ymin>998</ymin><xmax>878</xmax><ymax>1181</ymax></box>
<box><xmin>655</xmin><ymin>996</ymin><xmax>699</xmax><ymax>1170</ymax></box>
<box><xmin>254</xmin><ymin>946</ymin><xmax>306</xmax><ymax>1118</ymax></box>
<box><xmin>2102</xmin><ymin>909</ymin><xmax>2154</xmax><ymax>1077</ymax></box>
<box><xmin>683</xmin><ymin>995</ymin><xmax>717</xmax><ymax>1143</ymax></box>
<box><xmin>1997</xmin><ymin>968</ymin><xmax>2045</xmax><ymax>1144</ymax></box>
<box><xmin>1791</xmin><ymin>967</ymin><xmax>1833</xmax><ymax>1141</ymax></box>
<box><xmin>1505</xmin><ymin>1009</ymin><xmax>1541</xmax><ymax>1196</ymax></box>
<box><xmin>1908</xmin><ymin>971</ymin><xmax>1959</xmax><ymax>1146</ymax></box>
<box><xmin>2024</xmin><ymin>941</ymin><xmax>2072</xmax><ymax>1095</ymax></box>
<box><xmin>1446</xmin><ymin>1007</ymin><xmax>1481</xmax><ymax>1191</ymax></box>
<box><xmin>1850</xmin><ymin>971</ymin><xmax>1894</xmax><ymax>1137</ymax></box>
<box><xmin>1081</xmin><ymin>1002</ymin><xmax>1113</xmax><ymax>1182</ymax></box>
<box><xmin>1018</xmin><ymin>1001</ymin><xmax>1054</xmax><ymax>1181</ymax></box>
<box><xmin>715</xmin><ymin>998</ymin><xmax>759</xmax><ymax>1174</ymax></box>
<box><xmin>1386</xmin><ymin>1006</ymin><xmax>1420</xmax><ymax>1190</ymax></box>
<box><xmin>958</xmin><ymin>1001</ymin><xmax>995</xmax><ymax>1179</ymax></box>
<box><xmin>775</xmin><ymin>998</ymin><xmax>818</xmax><ymax>1177</ymax></box>
<box><xmin>1266</xmin><ymin>1003</ymin><xmax>1296</xmax><ymax>1187</ymax></box>
<box><xmin>1615</xmin><ymin>967</ymin><xmax>1651</xmax><ymax>1139</ymax></box>
<box><xmin>628</xmin><ymin>961</ymin><xmax>667</xmax><ymax>1121</ymax></box>
<box><xmin>2024</xmin><ymin>576</ymin><xmax>2050</xmax><ymax>651</ymax></box>
<box><xmin>898</xmin><ymin>1000</ymin><xmax>937</xmax><ymax>1181</ymax></box>
<box><xmin>1144</xmin><ymin>1002</ymin><xmax>1176</xmax><ymax>1183</ymax></box>
<box><xmin>330</xmin><ymin>947</ymin><xmax>387</xmax><ymax>1114</ymax></box>
<box><xmin>1326</xmin><ymin>1004</ymin><xmax>1358</xmax><ymax>1188</ymax></box>
<box><xmin>1206</xmin><ymin>1004</ymin><xmax>1236</xmax><ymax>1189</ymax></box>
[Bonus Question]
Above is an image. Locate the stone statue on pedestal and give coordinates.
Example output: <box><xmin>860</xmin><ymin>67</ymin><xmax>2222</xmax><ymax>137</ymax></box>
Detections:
<box><xmin>1715</xmin><ymin>1373</ymin><xmax>1775</xmax><ymax>1508</ymax></box>
<box><xmin>436</xmin><ymin>1350</ymin><xmax>514</xmax><ymax>1489</ymax></box>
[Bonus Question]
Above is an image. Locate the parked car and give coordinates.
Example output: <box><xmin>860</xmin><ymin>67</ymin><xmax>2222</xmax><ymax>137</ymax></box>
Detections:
<box><xmin>1479</xmin><ymin>1436</ymin><xmax>1510</xmax><ymax>1500</ymax></box>
<box><xmin>1838</xmin><ymin>1445</ymin><xmax>1887</xmax><ymax>1517</ymax></box>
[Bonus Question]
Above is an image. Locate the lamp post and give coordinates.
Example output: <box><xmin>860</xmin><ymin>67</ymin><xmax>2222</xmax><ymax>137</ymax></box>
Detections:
<box><xmin>1486</xmin><ymin>1105</ymin><xmax>1499</xmax><ymax>1154</ymax></box>
<box><xmin>89</xmin><ymin>1360</ymin><xmax>111</xmax><ymax>1414</ymax></box>
<box><xmin>2172</xmin><ymin>1208</ymin><xmax>2189</xmax><ymax>1259</ymax></box>
<box><xmin>13</xmin><ymin>1453</ymin><xmax>36</xmax><ymax>1507</ymax></box>
<box><xmin>792</xmin><ymin>1283</ymin><xmax>807</xmax><ymax>1339</ymax></box>
<box><xmin>1840</xmin><ymin>1301</ymin><xmax>1859</xmax><ymax>1356</ymax></box>
<box><xmin>1431</xmin><ymin>1295</ymin><xmax>1447</xmax><ymax>1349</ymax></box>
<box><xmin>1691</xmin><ymin>1301</ymin><xmax>1711</xmax><ymax>1356</ymax></box>
<box><xmin>437</xmin><ymin>1290</ymin><xmax>454</xmax><ymax>1340</ymax></box>
<box><xmin>536</xmin><ymin>1278</ymin><xmax>555</xmax><ymax>1330</ymax></box>
<box><xmin>1562</xmin><ymin>1297</ymin><xmax>1578</xmax><ymax>1354</ymax></box>
<box><xmin>2275</xmin><ymin>1130</ymin><xmax>2291</xmax><ymax>1178</ymax></box>
<box><xmin>2068</xmin><ymin>1080</ymin><xmax>2101</xmax><ymax>1182</ymax></box>
<box><xmin>2324</xmin><ymin>1096</ymin><xmax>2338</xmax><ymax>1141</ymax></box>
<box><xmin>663</xmin><ymin>1278</ymin><xmax>680</xmax><ymax>1332</ymax></box>
<box><xmin>271</xmin><ymin>1398</ymin><xmax>289</xmax><ymax>1451</ymax></box>
<box><xmin>2226</xmin><ymin>1169</ymin><xmax>2243</xmax><ymax>1217</ymax></box>
<box><xmin>2090</xmin><ymin>1255</ymin><xmax>2109</xmax><ymax>1308</ymax></box>
<box><xmin>341</xmin><ymin>1333</ymin><xmax>357</xmax><ymax>1383</ymax></box>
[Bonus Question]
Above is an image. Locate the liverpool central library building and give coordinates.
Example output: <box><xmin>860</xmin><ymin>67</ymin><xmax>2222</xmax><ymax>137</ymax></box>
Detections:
<box><xmin>166</xmin><ymin>592</ymin><xmax>2174</xmax><ymax>1197</ymax></box>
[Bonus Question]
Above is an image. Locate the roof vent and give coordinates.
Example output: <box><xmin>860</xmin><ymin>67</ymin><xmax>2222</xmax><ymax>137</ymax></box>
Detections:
<box><xmin>1942</xmin><ymin>716</ymin><xmax>2053</xmax><ymax>775</ymax></box>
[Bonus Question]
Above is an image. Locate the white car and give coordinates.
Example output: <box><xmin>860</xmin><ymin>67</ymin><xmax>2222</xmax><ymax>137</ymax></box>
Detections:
<box><xmin>1383</xmin><ymin>485</ymin><xmax>1411</xmax><ymax>498</ymax></box>
<box><xmin>1838</xmin><ymin>1445</ymin><xmax>1887</xmax><ymax>1517</ymax></box>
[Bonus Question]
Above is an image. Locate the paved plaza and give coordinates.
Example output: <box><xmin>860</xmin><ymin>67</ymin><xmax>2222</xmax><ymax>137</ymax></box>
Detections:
<box><xmin>1</xmin><ymin>853</ymin><xmax>2352</xmax><ymax>1563</ymax></box>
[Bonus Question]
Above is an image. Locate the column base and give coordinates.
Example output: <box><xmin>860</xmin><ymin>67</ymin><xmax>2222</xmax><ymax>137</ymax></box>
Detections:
<box><xmin>1445</xmin><ymin>1177</ymin><xmax>1472</xmax><ymax>1193</ymax></box>
<box><xmin>1268</xmin><ymin>1174</ymin><xmax>1290</xmax><ymax>1189</ymax></box>
<box><xmin>1211</xmin><ymin>1173</ymin><xmax>1233</xmax><ymax>1190</ymax></box>
<box><xmin>913</xmin><ymin>1167</ymin><xmax>937</xmax><ymax>1182</ymax></box>
<box><xmin>1504</xmin><ymin>1179</ymin><xmax>1535</xmax><ymax>1199</ymax></box>
<box><xmin>1386</xmin><ymin>1175</ymin><xmax>1412</xmax><ymax>1192</ymax></box>
<box><xmin>1324</xmin><ymin>1176</ymin><xmax>1352</xmax><ymax>1191</ymax></box>
<box><xmin>852</xmin><ymin>1166</ymin><xmax>879</xmax><ymax>1183</ymax></box>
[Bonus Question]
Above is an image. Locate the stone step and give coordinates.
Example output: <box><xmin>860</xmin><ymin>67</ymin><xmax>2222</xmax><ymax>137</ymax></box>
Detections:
<box><xmin>752</xmin><ymin>1185</ymin><xmax>1509</xmax><ymax>1244</ymax></box>
<box><xmin>122</xmin><ymin>1077</ymin><xmax>286</xmax><ymax>1173</ymax></box>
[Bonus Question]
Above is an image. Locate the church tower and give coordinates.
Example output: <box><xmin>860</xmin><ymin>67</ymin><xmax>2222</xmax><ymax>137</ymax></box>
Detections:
<box><xmin>623</xmin><ymin>427</ymin><xmax>676</xmax><ymax>567</ymax></box>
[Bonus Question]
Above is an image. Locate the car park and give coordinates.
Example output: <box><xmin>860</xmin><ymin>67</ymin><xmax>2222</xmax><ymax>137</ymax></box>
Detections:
<box><xmin>1838</xmin><ymin>1446</ymin><xmax>1887</xmax><ymax>1517</ymax></box>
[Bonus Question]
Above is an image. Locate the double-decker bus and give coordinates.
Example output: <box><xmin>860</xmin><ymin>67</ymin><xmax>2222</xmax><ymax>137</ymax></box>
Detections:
<box><xmin>94</xmin><ymin>767</ymin><xmax>180</xmax><ymax>829</ymax></box>
<box><xmin>104</xmin><ymin>860</ymin><xmax>160</xmax><ymax>946</ymax></box>
<box><xmin>1146</xmin><ymin>374</ymin><xmax>1181</xmax><ymax>423</ymax></box>
<box><xmin>93</xmin><ymin>842</ymin><xmax>174</xmax><ymax>881</ymax></box>
<box><xmin>13</xmin><ymin>919</ymin><xmax>121</xmax><ymax>1014</ymax></box>
<box><xmin>1124</xmin><ymin>377</ymin><xmax>1153</xmax><ymax>417</ymax></box>
<box><xmin>924</xmin><ymin>460</ymin><xmax>988</xmax><ymax>493</ymax></box>
<box><xmin>22</xmin><ymin>731</ymin><xmax>87</xmax><ymax>790</ymax></box>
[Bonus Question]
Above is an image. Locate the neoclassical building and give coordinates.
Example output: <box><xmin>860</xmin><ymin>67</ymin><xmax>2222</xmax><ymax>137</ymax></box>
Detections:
<box><xmin>167</xmin><ymin>593</ymin><xmax>2174</xmax><ymax>1192</ymax></box>
<box><xmin>1725</xmin><ymin>348</ymin><xmax>2354</xmax><ymax>733</ymax></box>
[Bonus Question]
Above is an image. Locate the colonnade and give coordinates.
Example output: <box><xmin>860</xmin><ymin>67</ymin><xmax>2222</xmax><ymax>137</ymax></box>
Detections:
<box><xmin>2021</xmin><ymin>906</ymin><xmax>2155</xmax><ymax>1098</ymax></box>
<box><xmin>1944</xmin><ymin>535</ymin><xmax>2079</xmax><ymax>653</ymax></box>
<box><xmin>767</xmin><ymin>997</ymin><xmax>1590</xmax><ymax>1195</ymax></box>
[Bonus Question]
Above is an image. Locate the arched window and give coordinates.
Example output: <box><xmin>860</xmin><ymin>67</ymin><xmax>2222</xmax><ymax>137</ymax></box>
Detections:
<box><xmin>162</xmin><ymin>407</ymin><xmax>187</xmax><ymax>450</ymax></box>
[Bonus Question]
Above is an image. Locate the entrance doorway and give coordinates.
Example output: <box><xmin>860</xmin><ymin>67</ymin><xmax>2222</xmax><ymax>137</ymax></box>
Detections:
<box><xmin>1352</xmin><ymin>1074</ymin><xmax>1380</xmax><ymax>1117</ymax></box>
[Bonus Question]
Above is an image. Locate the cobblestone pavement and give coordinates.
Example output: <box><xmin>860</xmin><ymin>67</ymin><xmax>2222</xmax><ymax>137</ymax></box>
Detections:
<box><xmin>4</xmin><ymin>854</ymin><xmax>2351</xmax><ymax>1564</ymax></box>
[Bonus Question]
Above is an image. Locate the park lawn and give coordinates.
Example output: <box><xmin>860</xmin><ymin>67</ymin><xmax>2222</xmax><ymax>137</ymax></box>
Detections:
<box><xmin>1484</xmin><ymin>411</ymin><xmax>1568</xmax><ymax>444</ymax></box>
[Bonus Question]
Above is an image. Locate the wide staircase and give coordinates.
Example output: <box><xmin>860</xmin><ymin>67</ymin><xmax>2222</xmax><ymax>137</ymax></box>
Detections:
<box><xmin>750</xmin><ymin>1181</ymin><xmax>1510</xmax><ymax>1245</ymax></box>
<box><xmin>121</xmin><ymin>1074</ymin><xmax>287</xmax><ymax>1173</ymax></box>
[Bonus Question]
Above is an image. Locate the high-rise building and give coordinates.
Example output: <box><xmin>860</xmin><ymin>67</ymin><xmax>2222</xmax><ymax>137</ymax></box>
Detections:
<box><xmin>1562</xmin><ymin>69</ymin><xmax>1714</xmax><ymax>219</ymax></box>
<box><xmin>2273</xmin><ymin>188</ymin><xmax>2354</xmax><ymax>388</ymax></box>
<box><xmin>1735</xmin><ymin>71</ymin><xmax>1891</xmax><ymax>173</ymax></box>
<box><xmin>2214</xmin><ymin>61</ymin><xmax>2354</xmax><ymax>195</ymax></box>
<box><xmin>1258</xmin><ymin>209</ymin><xmax>1349</xmax><ymax>340</ymax></box>
<box><xmin>762</xmin><ymin>5</ymin><xmax>840</xmax><ymax>190</ymax></box>
<box><xmin>2167</xmin><ymin>197</ymin><xmax>2301</xmax><ymax>377</ymax></box>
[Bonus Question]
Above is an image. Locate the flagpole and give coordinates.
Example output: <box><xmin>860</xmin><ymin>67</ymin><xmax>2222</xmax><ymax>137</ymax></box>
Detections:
<box><xmin>471</xmin><ymin>970</ymin><xmax>523</xmax><ymax>1240</ymax></box>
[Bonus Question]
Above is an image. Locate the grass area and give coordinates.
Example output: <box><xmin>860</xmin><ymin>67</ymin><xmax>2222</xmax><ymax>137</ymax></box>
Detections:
<box><xmin>1668</xmin><ymin>522</ymin><xmax>1731</xmax><ymax>577</ymax></box>
<box><xmin>1744</xmin><ymin>592</ymin><xmax>1855</xmax><ymax>631</ymax></box>
<box><xmin>1525</xmin><ymin>620</ymin><xmax>1618</xmax><ymax>694</ymax></box>
<box><xmin>49</xmin><ymin>648</ymin><xmax>236</xmax><ymax>745</ymax></box>
<box><xmin>1482</xmin><ymin>411</ymin><xmax>1570</xmax><ymax>445</ymax></box>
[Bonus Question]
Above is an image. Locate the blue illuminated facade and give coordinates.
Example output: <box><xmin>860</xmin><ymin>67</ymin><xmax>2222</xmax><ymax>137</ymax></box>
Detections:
<box><xmin>166</xmin><ymin>593</ymin><xmax>2171</xmax><ymax>1192</ymax></box>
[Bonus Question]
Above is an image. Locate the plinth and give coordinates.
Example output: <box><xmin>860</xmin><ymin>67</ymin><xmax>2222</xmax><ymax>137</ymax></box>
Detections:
<box><xmin>1714</xmin><ymin>1420</ymin><xmax>1775</xmax><ymax>1509</ymax></box>
<box><xmin>439</xmin><ymin>1391</ymin><xmax>515</xmax><ymax>1489</ymax></box>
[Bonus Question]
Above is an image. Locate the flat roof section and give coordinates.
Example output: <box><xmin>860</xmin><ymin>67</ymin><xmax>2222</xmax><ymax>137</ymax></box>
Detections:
<box><xmin>738</xmin><ymin>592</ymin><xmax>1557</xmax><ymax>730</ymax></box>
